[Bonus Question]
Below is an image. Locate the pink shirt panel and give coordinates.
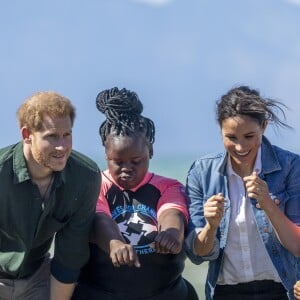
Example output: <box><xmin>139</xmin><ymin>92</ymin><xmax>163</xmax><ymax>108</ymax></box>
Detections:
<box><xmin>96</xmin><ymin>170</ymin><xmax>188</xmax><ymax>222</ymax></box>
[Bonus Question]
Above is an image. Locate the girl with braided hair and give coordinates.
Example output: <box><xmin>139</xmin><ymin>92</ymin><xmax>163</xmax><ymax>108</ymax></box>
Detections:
<box><xmin>72</xmin><ymin>87</ymin><xmax>198</xmax><ymax>300</ymax></box>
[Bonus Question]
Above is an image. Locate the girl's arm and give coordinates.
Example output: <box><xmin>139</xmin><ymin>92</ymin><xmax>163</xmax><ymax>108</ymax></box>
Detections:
<box><xmin>91</xmin><ymin>212</ymin><xmax>140</xmax><ymax>267</ymax></box>
<box><xmin>155</xmin><ymin>208</ymin><xmax>185</xmax><ymax>254</ymax></box>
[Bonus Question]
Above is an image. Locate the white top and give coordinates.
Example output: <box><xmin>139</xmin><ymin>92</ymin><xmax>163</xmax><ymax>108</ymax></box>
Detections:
<box><xmin>217</xmin><ymin>147</ymin><xmax>281</xmax><ymax>285</ymax></box>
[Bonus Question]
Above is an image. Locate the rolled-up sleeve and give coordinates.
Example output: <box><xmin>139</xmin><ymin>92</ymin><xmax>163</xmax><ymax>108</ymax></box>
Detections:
<box><xmin>51</xmin><ymin>170</ymin><xmax>101</xmax><ymax>283</ymax></box>
<box><xmin>185</xmin><ymin>228</ymin><xmax>220</xmax><ymax>264</ymax></box>
<box><xmin>184</xmin><ymin>160</ymin><xmax>220</xmax><ymax>264</ymax></box>
<box><xmin>285</xmin><ymin>155</ymin><xmax>300</xmax><ymax>226</ymax></box>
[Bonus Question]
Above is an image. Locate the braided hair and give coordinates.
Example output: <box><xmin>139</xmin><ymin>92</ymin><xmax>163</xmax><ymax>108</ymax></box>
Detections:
<box><xmin>96</xmin><ymin>87</ymin><xmax>155</xmax><ymax>146</ymax></box>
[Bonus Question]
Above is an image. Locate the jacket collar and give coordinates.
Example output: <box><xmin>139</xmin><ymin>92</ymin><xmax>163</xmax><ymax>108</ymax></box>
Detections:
<box><xmin>260</xmin><ymin>135</ymin><xmax>281</xmax><ymax>174</ymax></box>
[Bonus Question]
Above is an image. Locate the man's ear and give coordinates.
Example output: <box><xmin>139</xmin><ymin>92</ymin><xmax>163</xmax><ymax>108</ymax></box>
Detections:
<box><xmin>21</xmin><ymin>127</ymin><xmax>32</xmax><ymax>144</ymax></box>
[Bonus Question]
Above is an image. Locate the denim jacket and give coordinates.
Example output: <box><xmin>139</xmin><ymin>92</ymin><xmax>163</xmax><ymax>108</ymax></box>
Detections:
<box><xmin>185</xmin><ymin>136</ymin><xmax>300</xmax><ymax>300</ymax></box>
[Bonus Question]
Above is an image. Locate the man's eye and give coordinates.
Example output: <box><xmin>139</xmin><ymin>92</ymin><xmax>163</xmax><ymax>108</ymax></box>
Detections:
<box><xmin>226</xmin><ymin>136</ymin><xmax>235</xmax><ymax>140</ymax></box>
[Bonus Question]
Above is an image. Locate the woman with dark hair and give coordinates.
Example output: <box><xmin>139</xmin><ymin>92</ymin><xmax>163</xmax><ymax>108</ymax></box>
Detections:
<box><xmin>72</xmin><ymin>87</ymin><xmax>198</xmax><ymax>300</ymax></box>
<box><xmin>185</xmin><ymin>86</ymin><xmax>300</xmax><ymax>300</ymax></box>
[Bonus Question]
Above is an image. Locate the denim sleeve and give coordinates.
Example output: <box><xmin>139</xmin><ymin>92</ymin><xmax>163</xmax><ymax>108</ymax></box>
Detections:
<box><xmin>285</xmin><ymin>154</ymin><xmax>300</xmax><ymax>225</ymax></box>
<box><xmin>185</xmin><ymin>161</ymin><xmax>207</xmax><ymax>229</ymax></box>
<box><xmin>184</xmin><ymin>161</ymin><xmax>220</xmax><ymax>264</ymax></box>
<box><xmin>185</xmin><ymin>227</ymin><xmax>220</xmax><ymax>264</ymax></box>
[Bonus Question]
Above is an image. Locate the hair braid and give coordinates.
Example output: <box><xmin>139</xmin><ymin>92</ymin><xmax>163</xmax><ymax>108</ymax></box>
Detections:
<box><xmin>96</xmin><ymin>87</ymin><xmax>155</xmax><ymax>145</ymax></box>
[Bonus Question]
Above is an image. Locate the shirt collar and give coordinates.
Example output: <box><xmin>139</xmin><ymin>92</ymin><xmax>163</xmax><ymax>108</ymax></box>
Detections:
<box><xmin>103</xmin><ymin>169</ymin><xmax>153</xmax><ymax>192</ymax></box>
<box><xmin>13</xmin><ymin>142</ymin><xmax>31</xmax><ymax>183</ymax></box>
<box><xmin>13</xmin><ymin>141</ymin><xmax>65</xmax><ymax>186</ymax></box>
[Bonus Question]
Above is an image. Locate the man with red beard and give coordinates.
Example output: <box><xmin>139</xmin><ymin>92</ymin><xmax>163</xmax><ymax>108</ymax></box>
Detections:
<box><xmin>0</xmin><ymin>91</ymin><xmax>100</xmax><ymax>300</ymax></box>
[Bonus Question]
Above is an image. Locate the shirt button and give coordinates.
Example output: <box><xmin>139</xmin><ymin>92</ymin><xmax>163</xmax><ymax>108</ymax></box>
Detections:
<box><xmin>263</xmin><ymin>227</ymin><xmax>269</xmax><ymax>233</ymax></box>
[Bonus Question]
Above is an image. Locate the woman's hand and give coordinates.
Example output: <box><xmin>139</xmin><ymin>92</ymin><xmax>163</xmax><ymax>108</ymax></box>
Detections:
<box><xmin>243</xmin><ymin>171</ymin><xmax>273</xmax><ymax>209</ymax></box>
<box><xmin>244</xmin><ymin>171</ymin><xmax>300</xmax><ymax>256</ymax></box>
<box><xmin>193</xmin><ymin>193</ymin><xmax>224</xmax><ymax>256</ymax></box>
<box><xmin>294</xmin><ymin>280</ymin><xmax>300</xmax><ymax>299</ymax></box>
<box><xmin>204</xmin><ymin>193</ymin><xmax>225</xmax><ymax>229</ymax></box>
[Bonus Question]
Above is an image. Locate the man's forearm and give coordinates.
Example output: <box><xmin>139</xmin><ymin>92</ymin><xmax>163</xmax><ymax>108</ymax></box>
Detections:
<box><xmin>50</xmin><ymin>275</ymin><xmax>75</xmax><ymax>300</ymax></box>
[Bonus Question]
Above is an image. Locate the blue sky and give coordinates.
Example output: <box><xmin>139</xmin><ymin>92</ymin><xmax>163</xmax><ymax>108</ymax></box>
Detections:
<box><xmin>1</xmin><ymin>0</ymin><xmax>300</xmax><ymax>170</ymax></box>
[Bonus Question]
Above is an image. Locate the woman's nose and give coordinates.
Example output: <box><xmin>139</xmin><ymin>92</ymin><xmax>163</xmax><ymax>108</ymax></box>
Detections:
<box><xmin>235</xmin><ymin>142</ymin><xmax>246</xmax><ymax>152</ymax></box>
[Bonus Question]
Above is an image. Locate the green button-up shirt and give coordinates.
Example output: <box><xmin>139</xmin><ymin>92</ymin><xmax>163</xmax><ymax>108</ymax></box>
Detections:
<box><xmin>0</xmin><ymin>142</ymin><xmax>100</xmax><ymax>282</ymax></box>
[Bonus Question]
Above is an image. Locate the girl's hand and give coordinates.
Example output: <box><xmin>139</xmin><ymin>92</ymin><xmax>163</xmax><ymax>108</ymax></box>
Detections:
<box><xmin>153</xmin><ymin>228</ymin><xmax>182</xmax><ymax>254</ymax></box>
<box><xmin>109</xmin><ymin>240</ymin><xmax>140</xmax><ymax>268</ymax></box>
